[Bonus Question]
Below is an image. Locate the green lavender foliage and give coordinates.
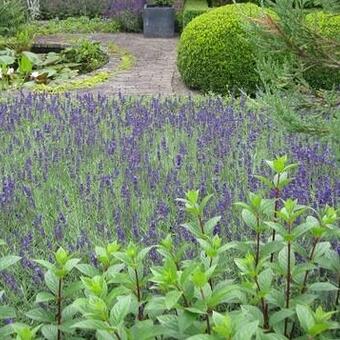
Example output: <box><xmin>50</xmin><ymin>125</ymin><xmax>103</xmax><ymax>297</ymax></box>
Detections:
<box><xmin>248</xmin><ymin>0</ymin><xmax>340</xmax><ymax>159</ymax></box>
<box><xmin>0</xmin><ymin>156</ymin><xmax>339</xmax><ymax>339</ymax></box>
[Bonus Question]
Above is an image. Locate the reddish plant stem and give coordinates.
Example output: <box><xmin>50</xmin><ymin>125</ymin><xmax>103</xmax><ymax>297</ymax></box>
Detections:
<box><xmin>336</xmin><ymin>275</ymin><xmax>340</xmax><ymax>306</ymax></box>
<box><xmin>200</xmin><ymin>288</ymin><xmax>211</xmax><ymax>334</ymax></box>
<box><xmin>174</xmin><ymin>260</ymin><xmax>180</xmax><ymax>271</ymax></box>
<box><xmin>206</xmin><ymin>311</ymin><xmax>211</xmax><ymax>335</ymax></box>
<box><xmin>175</xmin><ymin>284</ymin><xmax>189</xmax><ymax>307</ymax></box>
<box><xmin>254</xmin><ymin>217</ymin><xmax>270</xmax><ymax>330</ymax></box>
<box><xmin>134</xmin><ymin>268</ymin><xmax>143</xmax><ymax>321</ymax></box>
<box><xmin>198</xmin><ymin>215</ymin><xmax>205</xmax><ymax>235</ymax></box>
<box><xmin>255</xmin><ymin>232</ymin><xmax>260</xmax><ymax>267</ymax></box>
<box><xmin>254</xmin><ymin>277</ymin><xmax>269</xmax><ymax>330</ymax></box>
<box><xmin>301</xmin><ymin>237</ymin><xmax>319</xmax><ymax>293</ymax></box>
<box><xmin>284</xmin><ymin>223</ymin><xmax>292</xmax><ymax>337</ymax></box>
<box><xmin>57</xmin><ymin>278</ymin><xmax>63</xmax><ymax>340</ymax></box>
<box><xmin>114</xmin><ymin>331</ymin><xmax>122</xmax><ymax>340</ymax></box>
<box><xmin>199</xmin><ymin>213</ymin><xmax>214</xmax><ymax>288</ymax></box>
<box><xmin>208</xmin><ymin>257</ymin><xmax>213</xmax><ymax>289</ymax></box>
<box><xmin>270</xmin><ymin>185</ymin><xmax>281</xmax><ymax>263</ymax></box>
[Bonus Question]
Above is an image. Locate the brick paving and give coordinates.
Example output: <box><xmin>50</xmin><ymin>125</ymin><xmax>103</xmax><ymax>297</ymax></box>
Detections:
<box><xmin>34</xmin><ymin>33</ymin><xmax>196</xmax><ymax>96</ymax></box>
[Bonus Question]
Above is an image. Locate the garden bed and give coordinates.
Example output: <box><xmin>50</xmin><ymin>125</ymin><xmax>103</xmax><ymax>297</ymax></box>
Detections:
<box><xmin>0</xmin><ymin>36</ymin><xmax>136</xmax><ymax>93</ymax></box>
<box><xmin>0</xmin><ymin>38</ymin><xmax>111</xmax><ymax>91</ymax></box>
<box><xmin>1</xmin><ymin>93</ymin><xmax>338</xmax><ymax>314</ymax></box>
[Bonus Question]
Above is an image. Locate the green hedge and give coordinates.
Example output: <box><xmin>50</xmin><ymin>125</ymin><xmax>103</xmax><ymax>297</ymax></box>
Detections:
<box><xmin>178</xmin><ymin>4</ymin><xmax>340</xmax><ymax>95</ymax></box>
<box><xmin>304</xmin><ymin>11</ymin><xmax>340</xmax><ymax>90</ymax></box>
<box><xmin>39</xmin><ymin>0</ymin><xmax>107</xmax><ymax>19</ymax></box>
<box><xmin>183</xmin><ymin>0</ymin><xmax>210</xmax><ymax>27</ymax></box>
<box><xmin>178</xmin><ymin>3</ymin><xmax>268</xmax><ymax>94</ymax></box>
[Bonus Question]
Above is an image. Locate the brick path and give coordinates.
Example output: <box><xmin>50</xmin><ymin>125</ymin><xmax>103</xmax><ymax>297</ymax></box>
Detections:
<box><xmin>34</xmin><ymin>33</ymin><xmax>196</xmax><ymax>96</ymax></box>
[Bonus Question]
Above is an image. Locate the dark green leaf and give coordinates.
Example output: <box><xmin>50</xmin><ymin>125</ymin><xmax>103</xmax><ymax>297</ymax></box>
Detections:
<box><xmin>296</xmin><ymin>304</ymin><xmax>314</xmax><ymax>332</ymax></box>
<box><xmin>204</xmin><ymin>216</ymin><xmax>221</xmax><ymax>234</ymax></box>
<box><xmin>72</xmin><ymin>319</ymin><xmax>109</xmax><ymax>331</ymax></box>
<box><xmin>35</xmin><ymin>292</ymin><xmax>55</xmax><ymax>304</ymax></box>
<box><xmin>165</xmin><ymin>290</ymin><xmax>182</xmax><ymax>310</ymax></box>
<box><xmin>309</xmin><ymin>282</ymin><xmax>338</xmax><ymax>291</ymax></box>
<box><xmin>26</xmin><ymin>308</ymin><xmax>54</xmax><ymax>323</ymax></box>
<box><xmin>0</xmin><ymin>256</ymin><xmax>21</xmax><ymax>272</ymax></box>
<box><xmin>110</xmin><ymin>295</ymin><xmax>131</xmax><ymax>325</ymax></box>
<box><xmin>41</xmin><ymin>324</ymin><xmax>58</xmax><ymax>340</ymax></box>
<box><xmin>44</xmin><ymin>270</ymin><xmax>58</xmax><ymax>294</ymax></box>
<box><xmin>234</xmin><ymin>320</ymin><xmax>259</xmax><ymax>340</ymax></box>
<box><xmin>270</xmin><ymin>308</ymin><xmax>295</xmax><ymax>326</ymax></box>
<box><xmin>130</xmin><ymin>320</ymin><xmax>165</xmax><ymax>340</ymax></box>
<box><xmin>0</xmin><ymin>306</ymin><xmax>16</xmax><ymax>319</ymax></box>
<box><xmin>242</xmin><ymin>209</ymin><xmax>257</xmax><ymax>229</ymax></box>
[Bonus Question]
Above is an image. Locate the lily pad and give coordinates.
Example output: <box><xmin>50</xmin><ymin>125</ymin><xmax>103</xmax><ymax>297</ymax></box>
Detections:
<box><xmin>42</xmin><ymin>52</ymin><xmax>61</xmax><ymax>66</ymax></box>
<box><xmin>22</xmin><ymin>51</ymin><xmax>42</xmax><ymax>66</ymax></box>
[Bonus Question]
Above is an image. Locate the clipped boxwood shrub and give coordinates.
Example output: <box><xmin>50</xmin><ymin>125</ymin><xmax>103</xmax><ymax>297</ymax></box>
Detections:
<box><xmin>304</xmin><ymin>11</ymin><xmax>340</xmax><ymax>90</ymax></box>
<box><xmin>182</xmin><ymin>0</ymin><xmax>210</xmax><ymax>28</ymax></box>
<box><xmin>178</xmin><ymin>3</ymin><xmax>268</xmax><ymax>94</ymax></box>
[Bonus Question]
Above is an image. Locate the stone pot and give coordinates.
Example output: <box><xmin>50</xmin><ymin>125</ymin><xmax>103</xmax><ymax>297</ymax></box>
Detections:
<box><xmin>143</xmin><ymin>4</ymin><xmax>175</xmax><ymax>38</ymax></box>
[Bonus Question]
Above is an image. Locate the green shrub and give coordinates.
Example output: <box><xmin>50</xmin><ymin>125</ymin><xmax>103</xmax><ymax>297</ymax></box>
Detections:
<box><xmin>182</xmin><ymin>0</ymin><xmax>209</xmax><ymax>27</ymax></box>
<box><xmin>304</xmin><ymin>11</ymin><xmax>340</xmax><ymax>90</ymax></box>
<box><xmin>178</xmin><ymin>3</ymin><xmax>269</xmax><ymax>94</ymax></box>
<box><xmin>0</xmin><ymin>0</ymin><xmax>27</xmax><ymax>36</ymax></box>
<box><xmin>62</xmin><ymin>40</ymin><xmax>109</xmax><ymax>73</ymax></box>
<box><xmin>115</xmin><ymin>11</ymin><xmax>143</xmax><ymax>32</ymax></box>
<box><xmin>212</xmin><ymin>0</ymin><xmax>259</xmax><ymax>5</ymax></box>
<box><xmin>27</xmin><ymin>17</ymin><xmax>121</xmax><ymax>35</ymax></box>
<box><xmin>0</xmin><ymin>17</ymin><xmax>121</xmax><ymax>52</ymax></box>
<box><xmin>40</xmin><ymin>0</ymin><xmax>107</xmax><ymax>19</ymax></box>
<box><xmin>175</xmin><ymin>11</ymin><xmax>184</xmax><ymax>32</ymax></box>
<box><xmin>0</xmin><ymin>29</ymin><xmax>33</xmax><ymax>52</ymax></box>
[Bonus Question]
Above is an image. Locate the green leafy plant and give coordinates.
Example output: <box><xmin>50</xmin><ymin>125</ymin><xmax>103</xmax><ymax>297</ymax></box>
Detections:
<box><xmin>0</xmin><ymin>42</ymin><xmax>110</xmax><ymax>90</ymax></box>
<box><xmin>0</xmin><ymin>240</ymin><xmax>21</xmax><ymax>336</ymax></box>
<box><xmin>0</xmin><ymin>157</ymin><xmax>339</xmax><ymax>339</ymax></box>
<box><xmin>39</xmin><ymin>0</ymin><xmax>106</xmax><ymax>19</ymax></box>
<box><xmin>0</xmin><ymin>49</ymin><xmax>67</xmax><ymax>89</ymax></box>
<box><xmin>26</xmin><ymin>247</ymin><xmax>81</xmax><ymax>339</ymax></box>
<box><xmin>0</xmin><ymin>0</ymin><xmax>27</xmax><ymax>36</ymax></box>
<box><xmin>26</xmin><ymin>16</ymin><xmax>121</xmax><ymax>35</ymax></box>
<box><xmin>62</xmin><ymin>40</ymin><xmax>109</xmax><ymax>73</ymax></box>
<box><xmin>150</xmin><ymin>0</ymin><xmax>174</xmax><ymax>6</ymax></box>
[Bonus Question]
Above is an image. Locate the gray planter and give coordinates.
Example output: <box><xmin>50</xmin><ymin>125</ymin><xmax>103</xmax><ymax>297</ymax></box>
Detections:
<box><xmin>143</xmin><ymin>4</ymin><xmax>175</xmax><ymax>38</ymax></box>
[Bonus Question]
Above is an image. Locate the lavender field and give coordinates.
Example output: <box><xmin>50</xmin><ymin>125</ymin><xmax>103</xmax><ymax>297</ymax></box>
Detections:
<box><xmin>0</xmin><ymin>93</ymin><xmax>339</xmax><ymax>309</ymax></box>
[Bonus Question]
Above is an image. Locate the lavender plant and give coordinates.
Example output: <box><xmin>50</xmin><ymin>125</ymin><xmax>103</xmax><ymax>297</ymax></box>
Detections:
<box><xmin>0</xmin><ymin>156</ymin><xmax>339</xmax><ymax>339</ymax></box>
<box><xmin>0</xmin><ymin>94</ymin><xmax>339</xmax><ymax>314</ymax></box>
